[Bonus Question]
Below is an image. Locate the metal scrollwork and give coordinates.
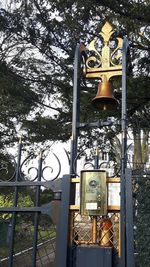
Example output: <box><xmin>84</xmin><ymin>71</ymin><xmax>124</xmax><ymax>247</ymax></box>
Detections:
<box><xmin>99</xmin><ymin>161</ymin><xmax>121</xmax><ymax>178</ymax></box>
<box><xmin>0</xmin><ymin>154</ymin><xmax>17</xmax><ymax>181</ymax></box>
<box><xmin>85</xmin><ymin>21</ymin><xmax>123</xmax><ymax>81</ymax></box>
<box><xmin>72</xmin><ymin>146</ymin><xmax>121</xmax><ymax>178</ymax></box>
<box><xmin>20</xmin><ymin>153</ymin><xmax>37</xmax><ymax>181</ymax></box>
<box><xmin>42</xmin><ymin>151</ymin><xmax>61</xmax><ymax>181</ymax></box>
<box><xmin>0</xmin><ymin>142</ymin><xmax>71</xmax><ymax>183</ymax></box>
<box><xmin>86</xmin><ymin>40</ymin><xmax>102</xmax><ymax>69</ymax></box>
<box><xmin>20</xmin><ymin>149</ymin><xmax>62</xmax><ymax>182</ymax></box>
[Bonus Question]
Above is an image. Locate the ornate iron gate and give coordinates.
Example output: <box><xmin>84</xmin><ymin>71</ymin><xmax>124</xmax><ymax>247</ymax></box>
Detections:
<box><xmin>0</xmin><ymin>141</ymin><xmax>60</xmax><ymax>267</ymax></box>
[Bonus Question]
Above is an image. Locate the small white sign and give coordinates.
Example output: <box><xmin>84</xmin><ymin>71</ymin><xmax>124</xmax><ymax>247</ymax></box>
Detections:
<box><xmin>86</xmin><ymin>202</ymin><xmax>97</xmax><ymax>210</ymax></box>
<box><xmin>108</xmin><ymin>183</ymin><xmax>120</xmax><ymax>206</ymax></box>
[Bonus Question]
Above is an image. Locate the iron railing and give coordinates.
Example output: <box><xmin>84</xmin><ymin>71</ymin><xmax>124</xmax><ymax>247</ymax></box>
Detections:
<box><xmin>0</xmin><ymin>142</ymin><xmax>61</xmax><ymax>267</ymax></box>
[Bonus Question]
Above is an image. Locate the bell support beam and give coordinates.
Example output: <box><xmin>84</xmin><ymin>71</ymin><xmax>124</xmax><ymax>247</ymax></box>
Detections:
<box><xmin>70</xmin><ymin>43</ymin><xmax>81</xmax><ymax>177</ymax></box>
<box><xmin>70</xmin><ymin>43</ymin><xmax>86</xmax><ymax>177</ymax></box>
<box><xmin>66</xmin><ymin>22</ymin><xmax>133</xmax><ymax>267</ymax></box>
<box><xmin>120</xmin><ymin>36</ymin><xmax>130</xmax><ymax>267</ymax></box>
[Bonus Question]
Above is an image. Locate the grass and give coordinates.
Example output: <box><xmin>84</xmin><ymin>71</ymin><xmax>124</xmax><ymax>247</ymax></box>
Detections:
<box><xmin>0</xmin><ymin>223</ymin><xmax>56</xmax><ymax>259</ymax></box>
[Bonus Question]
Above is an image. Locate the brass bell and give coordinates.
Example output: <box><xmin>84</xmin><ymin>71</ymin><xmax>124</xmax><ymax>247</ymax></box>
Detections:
<box><xmin>92</xmin><ymin>81</ymin><xmax>118</xmax><ymax>110</ymax></box>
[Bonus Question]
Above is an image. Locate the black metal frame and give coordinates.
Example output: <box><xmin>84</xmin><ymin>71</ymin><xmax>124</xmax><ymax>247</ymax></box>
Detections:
<box><xmin>70</xmin><ymin>43</ymin><xmax>82</xmax><ymax>177</ymax></box>
<box><xmin>55</xmin><ymin>175</ymin><xmax>71</xmax><ymax>267</ymax></box>
<box><xmin>120</xmin><ymin>37</ymin><xmax>129</xmax><ymax>267</ymax></box>
<box><xmin>67</xmin><ymin>37</ymin><xmax>135</xmax><ymax>267</ymax></box>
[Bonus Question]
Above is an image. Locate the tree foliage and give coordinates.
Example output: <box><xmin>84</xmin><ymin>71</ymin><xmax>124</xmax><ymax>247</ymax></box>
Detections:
<box><xmin>0</xmin><ymin>1</ymin><xmax>150</xmax><ymax>264</ymax></box>
<box><xmin>0</xmin><ymin>192</ymin><xmax>34</xmax><ymax>220</ymax></box>
<box><xmin>0</xmin><ymin>0</ymin><xmax>149</xmax><ymax>151</ymax></box>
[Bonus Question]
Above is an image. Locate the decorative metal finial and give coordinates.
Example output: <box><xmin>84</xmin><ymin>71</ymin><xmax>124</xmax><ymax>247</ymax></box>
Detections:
<box><xmin>85</xmin><ymin>22</ymin><xmax>123</xmax><ymax>82</ymax></box>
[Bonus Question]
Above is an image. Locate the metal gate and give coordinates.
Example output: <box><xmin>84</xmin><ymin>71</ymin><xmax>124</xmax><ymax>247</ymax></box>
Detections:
<box><xmin>0</xmin><ymin>141</ymin><xmax>60</xmax><ymax>267</ymax></box>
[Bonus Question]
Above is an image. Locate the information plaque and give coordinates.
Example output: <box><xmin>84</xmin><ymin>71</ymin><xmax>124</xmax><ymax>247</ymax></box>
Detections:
<box><xmin>80</xmin><ymin>170</ymin><xmax>107</xmax><ymax>216</ymax></box>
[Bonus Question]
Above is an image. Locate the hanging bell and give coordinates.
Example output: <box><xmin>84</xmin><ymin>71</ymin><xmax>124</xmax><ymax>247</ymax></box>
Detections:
<box><xmin>92</xmin><ymin>81</ymin><xmax>118</xmax><ymax>110</ymax></box>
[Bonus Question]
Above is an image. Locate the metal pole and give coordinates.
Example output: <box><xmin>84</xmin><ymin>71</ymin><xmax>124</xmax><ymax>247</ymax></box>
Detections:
<box><xmin>125</xmin><ymin>168</ymin><xmax>135</xmax><ymax>267</ymax></box>
<box><xmin>70</xmin><ymin>44</ymin><xmax>82</xmax><ymax>177</ymax></box>
<box><xmin>32</xmin><ymin>151</ymin><xmax>42</xmax><ymax>266</ymax></box>
<box><xmin>120</xmin><ymin>37</ymin><xmax>129</xmax><ymax>267</ymax></box>
<box><xmin>92</xmin><ymin>217</ymin><xmax>97</xmax><ymax>243</ymax></box>
<box><xmin>9</xmin><ymin>140</ymin><xmax>22</xmax><ymax>267</ymax></box>
<box><xmin>94</xmin><ymin>148</ymin><xmax>99</xmax><ymax>169</ymax></box>
<box><xmin>55</xmin><ymin>175</ymin><xmax>71</xmax><ymax>267</ymax></box>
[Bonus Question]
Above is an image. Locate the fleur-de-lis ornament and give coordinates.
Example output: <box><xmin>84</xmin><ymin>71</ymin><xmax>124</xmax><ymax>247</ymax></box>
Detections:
<box><xmin>85</xmin><ymin>22</ymin><xmax>123</xmax><ymax>82</ymax></box>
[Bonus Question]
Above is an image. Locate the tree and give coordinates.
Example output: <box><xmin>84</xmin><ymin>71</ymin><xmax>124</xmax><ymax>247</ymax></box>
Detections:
<box><xmin>0</xmin><ymin>192</ymin><xmax>34</xmax><ymax>220</ymax></box>
<box><xmin>0</xmin><ymin>1</ymin><xmax>150</xmax><ymax>151</ymax></box>
<box><xmin>0</xmin><ymin>1</ymin><xmax>150</xmax><ymax>264</ymax></box>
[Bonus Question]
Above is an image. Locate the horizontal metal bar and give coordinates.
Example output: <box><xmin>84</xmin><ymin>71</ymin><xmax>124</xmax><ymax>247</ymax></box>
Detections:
<box><xmin>108</xmin><ymin>205</ymin><xmax>120</xmax><ymax>211</ymax></box>
<box><xmin>71</xmin><ymin>178</ymin><xmax>80</xmax><ymax>183</ymax></box>
<box><xmin>70</xmin><ymin>205</ymin><xmax>79</xmax><ymax>210</ymax></box>
<box><xmin>107</xmin><ymin>177</ymin><xmax>120</xmax><ymax>183</ymax></box>
<box><xmin>0</xmin><ymin>207</ymin><xmax>42</xmax><ymax>212</ymax></box>
<box><xmin>86</xmin><ymin>65</ymin><xmax>122</xmax><ymax>73</ymax></box>
<box><xmin>0</xmin><ymin>181</ymin><xmax>54</xmax><ymax>188</ymax></box>
<box><xmin>71</xmin><ymin>177</ymin><xmax>120</xmax><ymax>183</ymax></box>
<box><xmin>69</xmin><ymin>205</ymin><xmax>120</xmax><ymax>212</ymax></box>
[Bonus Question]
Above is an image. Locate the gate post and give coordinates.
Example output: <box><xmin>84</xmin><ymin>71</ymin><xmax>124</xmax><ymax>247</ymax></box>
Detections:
<box><xmin>55</xmin><ymin>175</ymin><xmax>71</xmax><ymax>267</ymax></box>
<box><xmin>125</xmin><ymin>168</ymin><xmax>135</xmax><ymax>267</ymax></box>
<box><xmin>56</xmin><ymin>22</ymin><xmax>131</xmax><ymax>267</ymax></box>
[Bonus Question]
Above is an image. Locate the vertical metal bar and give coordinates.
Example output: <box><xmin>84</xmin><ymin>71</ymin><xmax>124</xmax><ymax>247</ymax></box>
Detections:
<box><xmin>92</xmin><ymin>148</ymin><xmax>99</xmax><ymax>243</ymax></box>
<box><xmin>55</xmin><ymin>175</ymin><xmax>71</xmax><ymax>267</ymax></box>
<box><xmin>8</xmin><ymin>140</ymin><xmax>22</xmax><ymax>267</ymax></box>
<box><xmin>68</xmin><ymin>211</ymin><xmax>74</xmax><ymax>247</ymax></box>
<box><xmin>32</xmin><ymin>151</ymin><xmax>42</xmax><ymax>267</ymax></box>
<box><xmin>120</xmin><ymin>37</ymin><xmax>129</xmax><ymax>267</ymax></box>
<box><xmin>94</xmin><ymin>148</ymin><xmax>99</xmax><ymax>169</ymax></box>
<box><xmin>118</xmin><ymin>214</ymin><xmax>121</xmax><ymax>258</ymax></box>
<box><xmin>70</xmin><ymin>44</ymin><xmax>82</xmax><ymax>177</ymax></box>
<box><xmin>125</xmin><ymin>168</ymin><xmax>135</xmax><ymax>267</ymax></box>
<box><xmin>92</xmin><ymin>217</ymin><xmax>97</xmax><ymax>243</ymax></box>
